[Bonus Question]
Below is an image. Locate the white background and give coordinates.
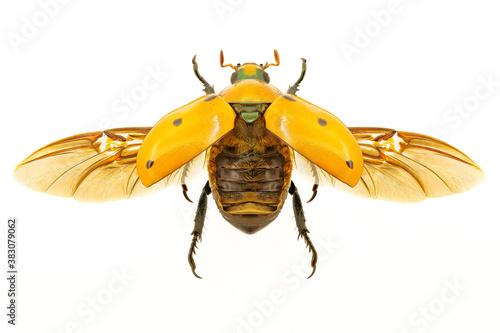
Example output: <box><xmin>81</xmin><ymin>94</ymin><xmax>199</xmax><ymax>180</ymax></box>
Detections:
<box><xmin>1</xmin><ymin>0</ymin><xmax>499</xmax><ymax>332</ymax></box>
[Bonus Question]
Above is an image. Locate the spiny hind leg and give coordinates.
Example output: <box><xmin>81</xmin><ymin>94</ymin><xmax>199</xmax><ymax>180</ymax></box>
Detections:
<box><xmin>289</xmin><ymin>181</ymin><xmax>318</xmax><ymax>278</ymax></box>
<box><xmin>188</xmin><ymin>181</ymin><xmax>211</xmax><ymax>279</ymax></box>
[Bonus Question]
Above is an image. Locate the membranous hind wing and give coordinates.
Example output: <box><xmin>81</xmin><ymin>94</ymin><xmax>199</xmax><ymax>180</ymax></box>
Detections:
<box><xmin>293</xmin><ymin>127</ymin><xmax>484</xmax><ymax>203</ymax></box>
<box><xmin>14</xmin><ymin>127</ymin><xmax>206</xmax><ymax>202</ymax></box>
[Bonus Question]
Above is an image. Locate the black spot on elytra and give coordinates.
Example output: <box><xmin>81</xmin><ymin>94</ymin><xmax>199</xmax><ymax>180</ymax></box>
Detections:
<box><xmin>346</xmin><ymin>160</ymin><xmax>354</xmax><ymax>169</ymax></box>
<box><xmin>283</xmin><ymin>95</ymin><xmax>296</xmax><ymax>102</ymax></box>
<box><xmin>318</xmin><ymin>118</ymin><xmax>327</xmax><ymax>126</ymax></box>
<box><xmin>173</xmin><ymin>118</ymin><xmax>182</xmax><ymax>126</ymax></box>
<box><xmin>146</xmin><ymin>160</ymin><xmax>154</xmax><ymax>169</ymax></box>
<box><xmin>204</xmin><ymin>94</ymin><xmax>217</xmax><ymax>102</ymax></box>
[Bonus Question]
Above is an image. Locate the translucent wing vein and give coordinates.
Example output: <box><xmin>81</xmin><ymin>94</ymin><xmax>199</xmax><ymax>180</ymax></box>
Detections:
<box><xmin>14</xmin><ymin>127</ymin><xmax>206</xmax><ymax>202</ymax></box>
<box><xmin>293</xmin><ymin>127</ymin><xmax>484</xmax><ymax>202</ymax></box>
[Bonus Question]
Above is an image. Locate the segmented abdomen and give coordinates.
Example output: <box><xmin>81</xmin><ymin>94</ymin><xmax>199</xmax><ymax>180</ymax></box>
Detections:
<box><xmin>208</xmin><ymin>132</ymin><xmax>292</xmax><ymax>234</ymax></box>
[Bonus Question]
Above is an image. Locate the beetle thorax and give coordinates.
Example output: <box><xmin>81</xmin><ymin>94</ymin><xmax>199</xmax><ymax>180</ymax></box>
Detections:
<box><xmin>232</xmin><ymin>103</ymin><xmax>268</xmax><ymax>124</ymax></box>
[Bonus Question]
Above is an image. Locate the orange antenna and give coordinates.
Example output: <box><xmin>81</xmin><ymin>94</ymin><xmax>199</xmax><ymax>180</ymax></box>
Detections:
<box><xmin>220</xmin><ymin>50</ymin><xmax>237</xmax><ymax>70</ymax></box>
<box><xmin>263</xmin><ymin>49</ymin><xmax>280</xmax><ymax>69</ymax></box>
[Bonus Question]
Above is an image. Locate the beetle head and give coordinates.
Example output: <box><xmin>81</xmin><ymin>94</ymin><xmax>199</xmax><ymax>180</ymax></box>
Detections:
<box><xmin>220</xmin><ymin>50</ymin><xmax>280</xmax><ymax>84</ymax></box>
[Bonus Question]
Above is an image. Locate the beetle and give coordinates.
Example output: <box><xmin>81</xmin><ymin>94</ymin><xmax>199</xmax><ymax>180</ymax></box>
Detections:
<box><xmin>14</xmin><ymin>50</ymin><xmax>484</xmax><ymax>278</ymax></box>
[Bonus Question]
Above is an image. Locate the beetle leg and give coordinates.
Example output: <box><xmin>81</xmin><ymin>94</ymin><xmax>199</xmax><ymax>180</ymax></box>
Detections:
<box><xmin>286</xmin><ymin>58</ymin><xmax>307</xmax><ymax>96</ymax></box>
<box><xmin>192</xmin><ymin>55</ymin><xmax>215</xmax><ymax>95</ymax></box>
<box><xmin>306</xmin><ymin>184</ymin><xmax>319</xmax><ymax>203</ymax></box>
<box><xmin>289</xmin><ymin>181</ymin><xmax>318</xmax><ymax>278</ymax></box>
<box><xmin>188</xmin><ymin>181</ymin><xmax>211</xmax><ymax>279</ymax></box>
<box><xmin>182</xmin><ymin>184</ymin><xmax>193</xmax><ymax>203</ymax></box>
